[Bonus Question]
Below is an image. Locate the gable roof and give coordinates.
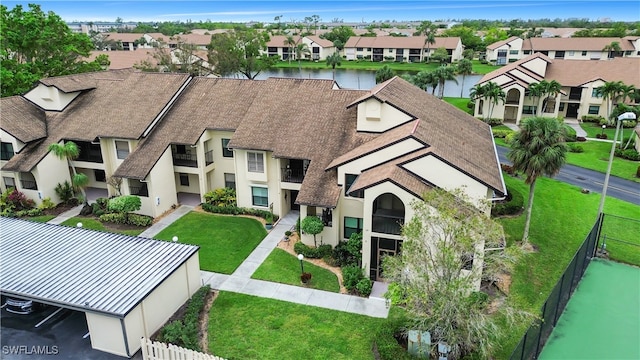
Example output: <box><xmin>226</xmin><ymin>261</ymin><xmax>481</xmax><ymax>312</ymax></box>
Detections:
<box><xmin>479</xmin><ymin>52</ymin><xmax>553</xmax><ymax>85</ymax></box>
<box><xmin>0</xmin><ymin>96</ymin><xmax>47</xmax><ymax>143</ymax></box>
<box><xmin>306</xmin><ymin>35</ymin><xmax>334</xmax><ymax>48</ymax></box>
<box><xmin>486</xmin><ymin>36</ymin><xmax>521</xmax><ymax>50</ymax></box>
<box><xmin>2</xmin><ymin>70</ymin><xmax>191</xmax><ymax>173</ymax></box>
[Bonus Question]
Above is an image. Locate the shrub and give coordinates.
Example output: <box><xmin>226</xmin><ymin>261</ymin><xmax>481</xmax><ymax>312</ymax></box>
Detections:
<box><xmin>501</xmin><ymin>163</ymin><xmax>516</xmax><ymax>176</ymax></box>
<box><xmin>466</xmin><ymin>101</ymin><xmax>475</xmax><ymax>109</ymax></box>
<box><xmin>99</xmin><ymin>212</ymin><xmax>126</xmax><ymax>224</ymax></box>
<box><xmin>128</xmin><ymin>213</ymin><xmax>153</xmax><ymax>227</ymax></box>
<box><xmin>596</xmin><ymin>133</ymin><xmax>608</xmax><ymax>139</ymax></box>
<box><xmin>55</xmin><ymin>181</ymin><xmax>75</xmax><ymax>203</ymax></box>
<box><xmin>38</xmin><ymin>197</ymin><xmax>56</xmax><ymax>210</ymax></box>
<box><xmin>342</xmin><ymin>264</ymin><xmax>365</xmax><ymax>292</ymax></box>
<box><xmin>200</xmin><ymin>203</ymin><xmax>278</xmax><ymax>222</ymax></box>
<box><xmin>284</xmin><ymin>230</ymin><xmax>292</xmax><ymax>237</ymax></box>
<box><xmin>293</xmin><ymin>242</ymin><xmax>332</xmax><ymax>259</ymax></box>
<box><xmin>301</xmin><ymin>216</ymin><xmax>324</xmax><ymax>247</ymax></box>
<box><xmin>92</xmin><ymin>203</ymin><xmax>105</xmax><ymax>217</ymax></box>
<box><xmin>158</xmin><ymin>285</ymin><xmax>210</xmax><ymax>351</ymax></box>
<box><xmin>582</xmin><ymin>114</ymin><xmax>604</xmax><ymax>123</ymax></box>
<box><xmin>4</xmin><ymin>188</ymin><xmax>36</xmax><ymax>211</ymax></box>
<box><xmin>492</xmin><ymin>129</ymin><xmax>511</xmax><ymax>138</ymax></box>
<box><xmin>203</xmin><ymin>187</ymin><xmax>236</xmax><ymax>207</ymax></box>
<box><xmin>356</xmin><ymin>278</ymin><xmax>373</xmax><ymax>297</ymax></box>
<box><xmin>577</xmin><ymin>136</ymin><xmax>587</xmax><ymax>142</ymax></box>
<box><xmin>563</xmin><ymin>125</ymin><xmax>577</xmax><ymax>142</ymax></box>
<box><xmin>483</xmin><ymin>118</ymin><xmax>503</xmax><ymax>126</ymax></box>
<box><xmin>479</xmin><ymin>58</ymin><xmax>488</xmax><ymax>64</ymax></box>
<box><xmin>622</xmin><ymin>120</ymin><xmax>637</xmax><ymax>128</ymax></box>
<box><xmin>615</xmin><ymin>148</ymin><xmax>640</xmax><ymax>161</ymax></box>
<box><xmin>300</xmin><ymin>272</ymin><xmax>312</xmax><ymax>283</ymax></box>
<box><xmin>599</xmin><ymin>118</ymin><xmax>610</xmax><ymax>127</ymax></box>
<box><xmin>636</xmin><ymin>165</ymin><xmax>640</xmax><ymax>178</ymax></box>
<box><xmin>568</xmin><ymin>144</ymin><xmax>584</xmax><ymax>153</ymax></box>
<box><xmin>491</xmin><ymin>184</ymin><xmax>524</xmax><ymax>217</ymax></box>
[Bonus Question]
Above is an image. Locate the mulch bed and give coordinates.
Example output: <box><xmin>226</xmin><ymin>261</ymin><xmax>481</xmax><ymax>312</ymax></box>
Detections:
<box><xmin>43</xmin><ymin>202</ymin><xmax>78</xmax><ymax>216</ymax></box>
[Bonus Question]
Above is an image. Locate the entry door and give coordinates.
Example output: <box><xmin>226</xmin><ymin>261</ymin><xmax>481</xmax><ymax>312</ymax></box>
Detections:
<box><xmin>376</xmin><ymin>249</ymin><xmax>396</xmax><ymax>280</ymax></box>
<box><xmin>566</xmin><ymin>103</ymin><xmax>579</xmax><ymax>118</ymax></box>
<box><xmin>290</xmin><ymin>190</ymin><xmax>299</xmax><ymax>211</ymax></box>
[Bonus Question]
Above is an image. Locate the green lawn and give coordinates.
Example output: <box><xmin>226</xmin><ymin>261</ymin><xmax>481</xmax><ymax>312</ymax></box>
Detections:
<box><xmin>154</xmin><ymin>212</ymin><xmax>266</xmax><ymax>274</ymax></box>
<box><xmin>208</xmin><ymin>292</ymin><xmax>388</xmax><ymax>360</ymax></box>
<box><xmin>443</xmin><ymin>97</ymin><xmax>473</xmax><ymax>114</ymax></box>
<box><xmin>60</xmin><ymin>216</ymin><xmax>145</xmax><ymax>236</ymax></box>
<box><xmin>273</xmin><ymin>59</ymin><xmax>499</xmax><ymax>74</ymax></box>
<box><xmin>24</xmin><ymin>215</ymin><xmax>56</xmax><ymax>223</ymax></box>
<box><xmin>580</xmin><ymin>121</ymin><xmax>637</xmax><ymax>141</ymax></box>
<box><xmin>566</xmin><ymin>141</ymin><xmax>640</xmax><ymax>182</ymax></box>
<box><xmin>252</xmin><ymin>248</ymin><xmax>340</xmax><ymax>293</ymax></box>
<box><xmin>494</xmin><ymin>175</ymin><xmax>640</xmax><ymax>358</ymax></box>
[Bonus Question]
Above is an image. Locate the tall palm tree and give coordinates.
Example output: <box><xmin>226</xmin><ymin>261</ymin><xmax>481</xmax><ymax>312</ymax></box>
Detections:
<box><xmin>48</xmin><ymin>141</ymin><xmax>89</xmax><ymax>203</ymax></box>
<box><xmin>508</xmin><ymin>117</ymin><xmax>567</xmax><ymax>243</ymax></box>
<box><xmin>483</xmin><ymin>82</ymin><xmax>506</xmax><ymax>120</ymax></box>
<box><xmin>325</xmin><ymin>52</ymin><xmax>342</xmax><ymax>80</ymax></box>
<box><xmin>539</xmin><ymin>80</ymin><xmax>562</xmax><ymax>114</ymax></box>
<box><xmin>294</xmin><ymin>42</ymin><xmax>310</xmax><ymax>74</ymax></box>
<box><xmin>602</xmin><ymin>41</ymin><xmax>622</xmax><ymax>59</ymax></box>
<box><xmin>469</xmin><ymin>83</ymin><xmax>487</xmax><ymax>118</ymax></box>
<box><xmin>455</xmin><ymin>59</ymin><xmax>473</xmax><ymax>97</ymax></box>
<box><xmin>375</xmin><ymin>65</ymin><xmax>395</xmax><ymax>83</ymax></box>
<box><xmin>596</xmin><ymin>80</ymin><xmax>625</xmax><ymax>123</ymax></box>
<box><xmin>432</xmin><ymin>66</ymin><xmax>458</xmax><ymax>99</ymax></box>
<box><xmin>283</xmin><ymin>35</ymin><xmax>296</xmax><ymax>64</ymax></box>
<box><xmin>415</xmin><ymin>21</ymin><xmax>437</xmax><ymax>62</ymax></box>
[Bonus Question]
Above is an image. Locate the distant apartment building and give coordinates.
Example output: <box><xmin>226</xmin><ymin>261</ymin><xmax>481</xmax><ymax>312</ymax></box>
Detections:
<box><xmin>343</xmin><ymin>36</ymin><xmax>464</xmax><ymax>63</ymax></box>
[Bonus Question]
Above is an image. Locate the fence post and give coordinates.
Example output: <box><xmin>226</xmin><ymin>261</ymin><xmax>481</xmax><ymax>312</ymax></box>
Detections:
<box><xmin>594</xmin><ymin>213</ymin><xmax>605</xmax><ymax>257</ymax></box>
<box><xmin>519</xmin><ymin>332</ymin><xmax>527</xmax><ymax>360</ymax></box>
<box><xmin>553</xmin><ymin>273</ymin><xmax>565</xmax><ymax>326</ymax></box>
<box><xmin>533</xmin><ymin>302</ymin><xmax>548</xmax><ymax>358</ymax></box>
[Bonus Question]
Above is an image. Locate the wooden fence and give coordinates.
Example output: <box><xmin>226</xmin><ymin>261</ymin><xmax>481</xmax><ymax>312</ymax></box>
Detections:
<box><xmin>141</xmin><ymin>338</ymin><xmax>226</xmax><ymax>360</ymax></box>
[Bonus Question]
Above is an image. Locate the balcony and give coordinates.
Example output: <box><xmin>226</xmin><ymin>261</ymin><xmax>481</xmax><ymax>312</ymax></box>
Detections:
<box><xmin>372</xmin><ymin>210</ymin><xmax>404</xmax><ymax>235</ymax></box>
<box><xmin>129</xmin><ymin>185</ymin><xmax>148</xmax><ymax>197</ymax></box>
<box><xmin>281</xmin><ymin>167</ymin><xmax>305</xmax><ymax>183</ymax></box>
<box><xmin>172</xmin><ymin>145</ymin><xmax>198</xmax><ymax>167</ymax></box>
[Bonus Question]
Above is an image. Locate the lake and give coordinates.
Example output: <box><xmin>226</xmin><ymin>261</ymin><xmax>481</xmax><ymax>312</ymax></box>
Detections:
<box><xmin>227</xmin><ymin>68</ymin><xmax>482</xmax><ymax>98</ymax></box>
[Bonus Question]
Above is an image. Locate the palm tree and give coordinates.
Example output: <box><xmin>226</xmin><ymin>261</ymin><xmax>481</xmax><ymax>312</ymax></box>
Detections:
<box><xmin>508</xmin><ymin>117</ymin><xmax>567</xmax><ymax>243</ymax></box>
<box><xmin>539</xmin><ymin>80</ymin><xmax>562</xmax><ymax>114</ymax></box>
<box><xmin>415</xmin><ymin>21</ymin><xmax>437</xmax><ymax>62</ymax></box>
<box><xmin>325</xmin><ymin>52</ymin><xmax>342</xmax><ymax>80</ymax></box>
<box><xmin>455</xmin><ymin>59</ymin><xmax>473</xmax><ymax>97</ymax></box>
<box><xmin>432</xmin><ymin>66</ymin><xmax>458</xmax><ymax>99</ymax></box>
<box><xmin>603</xmin><ymin>41</ymin><xmax>622</xmax><ymax>59</ymax></box>
<box><xmin>597</xmin><ymin>81</ymin><xmax>625</xmax><ymax>123</ymax></box>
<box><xmin>469</xmin><ymin>83</ymin><xmax>487</xmax><ymax>119</ymax></box>
<box><xmin>375</xmin><ymin>65</ymin><xmax>395</xmax><ymax>83</ymax></box>
<box><xmin>294</xmin><ymin>42</ymin><xmax>310</xmax><ymax>74</ymax></box>
<box><xmin>412</xmin><ymin>70</ymin><xmax>438</xmax><ymax>95</ymax></box>
<box><xmin>48</xmin><ymin>141</ymin><xmax>89</xmax><ymax>203</ymax></box>
<box><xmin>483</xmin><ymin>82</ymin><xmax>506</xmax><ymax>120</ymax></box>
<box><xmin>527</xmin><ymin>82</ymin><xmax>544</xmax><ymax>116</ymax></box>
<box><xmin>283</xmin><ymin>35</ymin><xmax>296</xmax><ymax>64</ymax></box>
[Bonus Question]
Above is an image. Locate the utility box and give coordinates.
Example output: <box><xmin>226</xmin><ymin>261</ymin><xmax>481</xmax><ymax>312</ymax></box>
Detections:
<box><xmin>407</xmin><ymin>330</ymin><xmax>430</xmax><ymax>358</ymax></box>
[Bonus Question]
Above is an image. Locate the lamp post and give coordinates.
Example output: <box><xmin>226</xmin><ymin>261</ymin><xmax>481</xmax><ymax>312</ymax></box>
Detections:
<box><xmin>597</xmin><ymin>112</ymin><xmax>636</xmax><ymax>215</ymax></box>
<box><xmin>172</xmin><ymin>236</ymin><xmax>179</xmax><ymax>243</ymax></box>
<box><xmin>297</xmin><ymin>253</ymin><xmax>305</xmax><ymax>274</ymax></box>
<box><xmin>601</xmin><ymin>124</ymin><xmax>606</xmax><ymax>137</ymax></box>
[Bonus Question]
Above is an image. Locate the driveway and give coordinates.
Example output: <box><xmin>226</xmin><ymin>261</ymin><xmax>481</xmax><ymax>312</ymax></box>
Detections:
<box><xmin>496</xmin><ymin>146</ymin><xmax>640</xmax><ymax>206</ymax></box>
<box><xmin>1</xmin><ymin>304</ymin><xmax>140</xmax><ymax>359</ymax></box>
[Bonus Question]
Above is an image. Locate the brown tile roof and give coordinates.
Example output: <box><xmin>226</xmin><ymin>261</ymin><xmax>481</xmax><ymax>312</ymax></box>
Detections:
<box><xmin>522</xmin><ymin>37</ymin><xmax>636</xmax><ymax>51</ymax></box>
<box><xmin>486</xmin><ymin>36</ymin><xmax>521</xmax><ymax>50</ymax></box>
<box><xmin>2</xmin><ymin>70</ymin><xmax>191</xmax><ymax>173</ymax></box>
<box><xmin>344</xmin><ymin>36</ymin><xmax>461</xmax><ymax>49</ymax></box>
<box><xmin>87</xmin><ymin>49</ymin><xmax>158</xmax><ymax>69</ymax></box>
<box><xmin>328</xmin><ymin>77</ymin><xmax>505</xmax><ymax>197</ymax></box>
<box><xmin>266</xmin><ymin>35</ymin><xmax>302</xmax><ymax>47</ymax></box>
<box><xmin>545</xmin><ymin>57</ymin><xmax>640</xmax><ymax>87</ymax></box>
<box><xmin>114</xmin><ymin>77</ymin><xmax>268</xmax><ymax>179</ymax></box>
<box><xmin>306</xmin><ymin>36</ymin><xmax>334</xmax><ymax>48</ymax></box>
<box><xmin>480</xmin><ymin>54</ymin><xmax>640</xmax><ymax>88</ymax></box>
<box><xmin>169</xmin><ymin>34</ymin><xmax>212</xmax><ymax>46</ymax></box>
<box><xmin>104</xmin><ymin>32</ymin><xmax>146</xmax><ymax>43</ymax></box>
<box><xmin>348</xmin><ymin>148</ymin><xmax>433</xmax><ymax>197</ymax></box>
<box><xmin>0</xmin><ymin>96</ymin><xmax>47</xmax><ymax>143</ymax></box>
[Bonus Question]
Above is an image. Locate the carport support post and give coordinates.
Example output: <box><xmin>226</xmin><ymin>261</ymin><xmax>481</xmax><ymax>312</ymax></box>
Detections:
<box><xmin>120</xmin><ymin>318</ymin><xmax>131</xmax><ymax>357</ymax></box>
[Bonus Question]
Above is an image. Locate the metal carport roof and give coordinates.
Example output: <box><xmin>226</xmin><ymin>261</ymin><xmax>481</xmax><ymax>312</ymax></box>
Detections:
<box><xmin>0</xmin><ymin>217</ymin><xmax>199</xmax><ymax>317</ymax></box>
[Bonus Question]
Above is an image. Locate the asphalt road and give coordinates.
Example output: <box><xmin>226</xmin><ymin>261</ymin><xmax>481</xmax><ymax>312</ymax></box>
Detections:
<box><xmin>496</xmin><ymin>146</ymin><xmax>640</xmax><ymax>206</ymax></box>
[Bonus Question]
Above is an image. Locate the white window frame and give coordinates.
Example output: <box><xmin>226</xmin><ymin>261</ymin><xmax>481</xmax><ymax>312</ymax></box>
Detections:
<box><xmin>115</xmin><ymin>140</ymin><xmax>129</xmax><ymax>160</ymax></box>
<box><xmin>247</xmin><ymin>152</ymin><xmax>264</xmax><ymax>173</ymax></box>
<box><xmin>251</xmin><ymin>186</ymin><xmax>268</xmax><ymax>207</ymax></box>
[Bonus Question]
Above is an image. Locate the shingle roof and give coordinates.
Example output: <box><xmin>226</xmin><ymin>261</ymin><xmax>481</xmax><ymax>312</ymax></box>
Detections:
<box><xmin>329</xmin><ymin>77</ymin><xmax>505</xmax><ymax>197</ymax></box>
<box><xmin>0</xmin><ymin>217</ymin><xmax>198</xmax><ymax>317</ymax></box>
<box><xmin>0</xmin><ymin>96</ymin><xmax>47</xmax><ymax>143</ymax></box>
<box><xmin>344</xmin><ymin>36</ymin><xmax>461</xmax><ymax>49</ymax></box>
<box><xmin>104</xmin><ymin>32</ymin><xmax>147</xmax><ymax>43</ymax></box>
<box><xmin>2</xmin><ymin>70</ymin><xmax>191</xmax><ymax>172</ymax></box>
<box><xmin>522</xmin><ymin>37</ymin><xmax>636</xmax><ymax>51</ymax></box>
<box><xmin>87</xmin><ymin>49</ymin><xmax>158</xmax><ymax>69</ymax></box>
<box><xmin>267</xmin><ymin>35</ymin><xmax>302</xmax><ymax>47</ymax></box>
<box><xmin>479</xmin><ymin>52</ymin><xmax>552</xmax><ymax>84</ymax></box>
<box><xmin>306</xmin><ymin>35</ymin><xmax>334</xmax><ymax>48</ymax></box>
<box><xmin>486</xmin><ymin>36</ymin><xmax>520</xmax><ymax>50</ymax></box>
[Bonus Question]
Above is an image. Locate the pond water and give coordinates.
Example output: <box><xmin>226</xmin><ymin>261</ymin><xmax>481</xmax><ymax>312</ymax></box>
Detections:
<box><xmin>226</xmin><ymin>68</ymin><xmax>482</xmax><ymax>97</ymax></box>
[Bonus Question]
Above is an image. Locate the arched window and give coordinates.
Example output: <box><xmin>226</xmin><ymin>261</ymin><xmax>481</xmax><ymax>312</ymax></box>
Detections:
<box><xmin>372</xmin><ymin>193</ymin><xmax>405</xmax><ymax>235</ymax></box>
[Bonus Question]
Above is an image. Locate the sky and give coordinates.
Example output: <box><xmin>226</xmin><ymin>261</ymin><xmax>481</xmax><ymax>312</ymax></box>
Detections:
<box><xmin>3</xmin><ymin>0</ymin><xmax>640</xmax><ymax>23</ymax></box>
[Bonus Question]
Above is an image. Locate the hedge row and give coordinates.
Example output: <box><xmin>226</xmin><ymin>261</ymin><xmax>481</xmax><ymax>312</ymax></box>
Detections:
<box><xmin>157</xmin><ymin>285</ymin><xmax>211</xmax><ymax>351</ymax></box>
<box><xmin>201</xmin><ymin>203</ymin><xmax>279</xmax><ymax>222</ymax></box>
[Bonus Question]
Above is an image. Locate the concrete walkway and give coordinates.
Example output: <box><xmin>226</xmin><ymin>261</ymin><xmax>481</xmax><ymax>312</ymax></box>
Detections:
<box><xmin>503</xmin><ymin>122</ymin><xmax>520</xmax><ymax>131</ymax></box>
<box><xmin>564</xmin><ymin>118</ymin><xmax>588</xmax><ymax>137</ymax></box>
<box><xmin>200</xmin><ymin>210</ymin><xmax>390</xmax><ymax>318</ymax></box>
<box><xmin>138</xmin><ymin>205</ymin><xmax>193</xmax><ymax>238</ymax></box>
<box><xmin>46</xmin><ymin>204</ymin><xmax>83</xmax><ymax>225</ymax></box>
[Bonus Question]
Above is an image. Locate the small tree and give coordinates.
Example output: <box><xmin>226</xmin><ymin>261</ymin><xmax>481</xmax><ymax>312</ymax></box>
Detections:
<box><xmin>48</xmin><ymin>141</ymin><xmax>88</xmax><ymax>203</ymax></box>
<box><xmin>107</xmin><ymin>195</ymin><xmax>142</xmax><ymax>223</ymax></box>
<box><xmin>325</xmin><ymin>51</ymin><xmax>342</xmax><ymax>81</ymax></box>
<box><xmin>375</xmin><ymin>65</ymin><xmax>395</xmax><ymax>83</ymax></box>
<box><xmin>301</xmin><ymin>216</ymin><xmax>324</xmax><ymax>247</ymax></box>
<box><xmin>430</xmin><ymin>47</ymin><xmax>449</xmax><ymax>64</ymax></box>
<box><xmin>383</xmin><ymin>188</ymin><xmax>530</xmax><ymax>359</ymax></box>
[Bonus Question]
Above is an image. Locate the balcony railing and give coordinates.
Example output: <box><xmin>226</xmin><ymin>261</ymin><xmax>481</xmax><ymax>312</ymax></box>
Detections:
<box><xmin>281</xmin><ymin>167</ymin><xmax>305</xmax><ymax>183</ymax></box>
<box><xmin>172</xmin><ymin>152</ymin><xmax>197</xmax><ymax>167</ymax></box>
<box><xmin>505</xmin><ymin>98</ymin><xmax>519</xmax><ymax>105</ymax></box>
<box><xmin>205</xmin><ymin>150</ymin><xmax>214</xmax><ymax>166</ymax></box>
<box><xmin>20</xmin><ymin>180</ymin><xmax>37</xmax><ymax>190</ymax></box>
<box><xmin>129</xmin><ymin>185</ymin><xmax>148</xmax><ymax>197</ymax></box>
<box><xmin>372</xmin><ymin>209</ymin><xmax>404</xmax><ymax>235</ymax></box>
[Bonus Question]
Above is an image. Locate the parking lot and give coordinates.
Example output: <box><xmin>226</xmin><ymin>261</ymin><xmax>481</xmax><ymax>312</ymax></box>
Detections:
<box><xmin>1</xmin><ymin>300</ymin><xmax>140</xmax><ymax>359</ymax></box>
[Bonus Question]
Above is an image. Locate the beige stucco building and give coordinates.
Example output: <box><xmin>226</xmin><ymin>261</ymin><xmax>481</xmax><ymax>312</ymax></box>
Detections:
<box><xmin>1</xmin><ymin>71</ymin><xmax>505</xmax><ymax>282</ymax></box>
<box><xmin>473</xmin><ymin>54</ymin><xmax>640</xmax><ymax>125</ymax></box>
<box><xmin>343</xmin><ymin>36</ymin><xmax>464</xmax><ymax>63</ymax></box>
